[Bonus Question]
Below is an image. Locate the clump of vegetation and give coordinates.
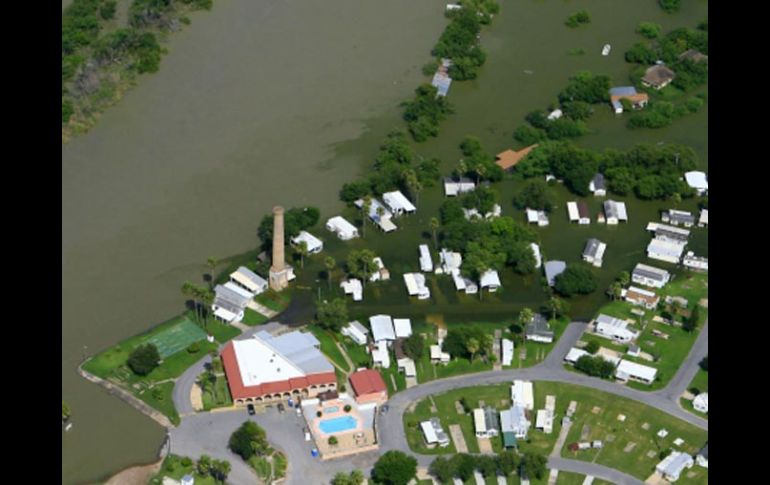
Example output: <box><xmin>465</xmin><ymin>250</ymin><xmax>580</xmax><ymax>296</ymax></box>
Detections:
<box><xmin>585</xmin><ymin>340</ymin><xmax>600</xmax><ymax>354</ymax></box>
<box><xmin>637</xmin><ymin>22</ymin><xmax>662</xmax><ymax>39</ymax></box>
<box><xmin>228</xmin><ymin>421</ymin><xmax>270</xmax><ymax>460</ymax></box>
<box><xmin>658</xmin><ymin>0</ymin><xmax>682</xmax><ymax>13</ymax></box>
<box><xmin>443</xmin><ymin>326</ymin><xmax>493</xmax><ymax>362</ymax></box>
<box><xmin>567</xmin><ymin>48</ymin><xmax>585</xmax><ymax>56</ymax></box>
<box><xmin>331</xmin><ymin>470</ymin><xmax>365</xmax><ymax>485</ymax></box>
<box><xmin>514</xmin><ymin>179</ymin><xmax>556</xmax><ymax>212</ymax></box>
<box><xmin>554</xmin><ymin>264</ymin><xmax>598</xmax><ymax>296</ymax></box>
<box><xmin>575</xmin><ymin>354</ymin><xmax>616</xmax><ymax>378</ymax></box>
<box><xmin>627</xmin><ymin>97</ymin><xmax>704</xmax><ymax>130</ymax></box>
<box><xmin>372</xmin><ymin>451</ymin><xmax>418</xmax><ymax>485</ymax></box>
<box><xmin>315</xmin><ymin>298</ymin><xmax>349</xmax><ymax>333</ymax></box>
<box><xmin>434</xmin><ymin>7</ymin><xmax>488</xmax><ymax>81</ymax></box>
<box><xmin>127</xmin><ymin>343</ymin><xmax>161</xmax><ymax>376</ymax></box>
<box><xmin>402</xmin><ymin>85</ymin><xmax>454</xmax><ymax>142</ymax></box>
<box><xmin>62</xmin><ymin>401</ymin><xmax>71</xmax><ymax>422</ymax></box>
<box><xmin>565</xmin><ymin>10</ymin><xmax>591</xmax><ymax>28</ymax></box>
<box><xmin>186</xmin><ymin>341</ymin><xmax>201</xmax><ymax>354</ymax></box>
<box><xmin>257</xmin><ymin>206</ymin><xmax>320</xmax><ymax>249</ymax></box>
<box><xmin>402</xmin><ymin>333</ymin><xmax>425</xmax><ymax>361</ymax></box>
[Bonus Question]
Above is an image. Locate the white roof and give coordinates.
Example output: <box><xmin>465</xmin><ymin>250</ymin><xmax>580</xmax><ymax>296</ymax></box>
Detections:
<box><xmin>535</xmin><ymin>409</ymin><xmax>553</xmax><ymax>429</ymax></box>
<box><xmin>473</xmin><ymin>408</ymin><xmax>486</xmax><ymax>432</ymax></box>
<box><xmin>530</xmin><ymin>243</ymin><xmax>542</xmax><ymax>268</ymax></box>
<box><xmin>419</xmin><ymin>244</ymin><xmax>434</xmax><ymax>272</ymax></box>
<box><xmin>684</xmin><ymin>171</ymin><xmax>708</xmax><ymax>190</ymax></box>
<box><xmin>604</xmin><ymin>200</ymin><xmax>628</xmax><ymax>220</ymax></box>
<box><xmin>693</xmin><ymin>393</ymin><xmax>708</xmax><ymax>412</ymax></box>
<box><xmin>383</xmin><ymin>191</ymin><xmax>416</xmax><ymax>213</ymax></box>
<box><xmin>230</xmin><ymin>267</ymin><xmax>268</xmax><ymax>292</ymax></box>
<box><xmin>214</xmin><ymin>306</ymin><xmax>239</xmax><ymax>322</ymax></box>
<box><xmin>354</xmin><ymin>198</ymin><xmax>392</xmax><ymax>221</ymax></box>
<box><xmin>646</xmin><ymin>222</ymin><xmax>691</xmax><ymax>238</ymax></box>
<box><xmin>547</xmin><ymin>109</ymin><xmax>563</xmax><ymax>120</ymax></box>
<box><xmin>372</xmin><ymin>339</ymin><xmax>390</xmax><ymax>368</ymax></box>
<box><xmin>526</xmin><ymin>208</ymin><xmax>539</xmax><ymax>222</ymax></box>
<box><xmin>398</xmin><ymin>357</ymin><xmax>417</xmax><ymax>376</ymax></box>
<box><xmin>480</xmin><ymin>269</ymin><xmax>501</xmax><ymax>288</ymax></box>
<box><xmin>421</xmin><ymin>421</ymin><xmax>439</xmax><ymax>443</ymax></box>
<box><xmin>403</xmin><ymin>273</ymin><xmax>429</xmax><ymax>298</ymax></box>
<box><xmin>223</xmin><ymin>281</ymin><xmax>255</xmax><ymax>300</ymax></box>
<box><xmin>291</xmin><ymin>231</ymin><xmax>323</xmax><ymax>252</ymax></box>
<box><xmin>511</xmin><ymin>380</ymin><xmax>534</xmax><ymax>410</ymax></box>
<box><xmin>502</xmin><ymin>339</ymin><xmax>514</xmax><ymax>366</ymax></box>
<box><xmin>443</xmin><ymin>177</ymin><xmax>475</xmax><ymax>196</ymax></box>
<box><xmin>340</xmin><ymin>279</ymin><xmax>363</xmax><ymax>301</ymax></box>
<box><xmin>699</xmin><ymin>209</ymin><xmax>708</xmax><ymax>225</ymax></box>
<box><xmin>378</xmin><ymin>217</ymin><xmax>398</xmax><ymax>232</ymax></box>
<box><xmin>370</xmin><ymin>314</ymin><xmax>395</xmax><ymax>341</ymax></box>
<box><xmin>430</xmin><ymin>345</ymin><xmax>442</xmax><ymax>359</ymax></box>
<box><xmin>565</xmin><ymin>347</ymin><xmax>589</xmax><ymax>363</ymax></box>
<box><xmin>231</xmin><ymin>337</ymin><xmax>305</xmax><ymax>387</ymax></box>
<box><xmin>616</xmin><ymin>359</ymin><xmax>657</xmax><ymax>382</ymax></box>
<box><xmin>647</xmin><ymin>238</ymin><xmax>686</xmax><ymax>259</ymax></box>
<box><xmin>342</xmin><ymin>321</ymin><xmax>368</xmax><ymax>342</ymax></box>
<box><xmin>393</xmin><ymin>318</ymin><xmax>413</xmax><ymax>338</ymax></box>
<box><xmin>440</xmin><ymin>248</ymin><xmax>462</xmax><ymax>271</ymax></box>
<box><xmin>567</xmin><ymin>201</ymin><xmax>579</xmax><ymax>221</ymax></box>
<box><xmin>326</xmin><ymin>216</ymin><xmax>358</xmax><ymax>237</ymax></box>
<box><xmin>657</xmin><ymin>451</ymin><xmax>694</xmax><ymax>476</ymax></box>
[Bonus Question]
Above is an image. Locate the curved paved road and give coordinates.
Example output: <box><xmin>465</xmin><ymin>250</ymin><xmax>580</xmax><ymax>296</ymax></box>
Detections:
<box><xmin>169</xmin><ymin>320</ymin><xmax>707</xmax><ymax>484</ymax></box>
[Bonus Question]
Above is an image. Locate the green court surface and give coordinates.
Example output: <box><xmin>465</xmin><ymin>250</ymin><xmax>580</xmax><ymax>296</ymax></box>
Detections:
<box><xmin>144</xmin><ymin>318</ymin><xmax>207</xmax><ymax>358</ymax></box>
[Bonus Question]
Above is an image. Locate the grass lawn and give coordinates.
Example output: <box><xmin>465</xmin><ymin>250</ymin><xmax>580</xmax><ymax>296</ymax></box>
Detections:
<box><xmin>403</xmin><ymin>383</ymin><xmax>559</xmax><ymax>457</ymax></box>
<box><xmin>680</xmin><ymin>369</ymin><xmax>708</xmax><ymax>418</ymax></box>
<box><xmin>557</xmin><ymin>383</ymin><xmax>707</xmax><ymax>485</ymax></box>
<box><xmin>340</xmin><ymin>337</ymin><xmax>371</xmax><ymax>369</ymax></box>
<box><xmin>256</xmin><ymin>289</ymin><xmax>292</xmax><ymax>313</ymax></box>
<box><xmin>583</xmin><ymin>271</ymin><xmax>708</xmax><ymax>391</ymax></box>
<box><xmin>403</xmin><ymin>381</ymin><xmax>707</xmax><ymax>485</ymax></box>
<box><xmin>145</xmin><ymin>340</ymin><xmax>219</xmax><ymax>382</ymax></box>
<box><xmin>136</xmin><ymin>381</ymin><xmax>180</xmax><ymax>425</ymax></box>
<box><xmin>554</xmin><ymin>471</ymin><xmax>585</xmax><ymax>485</ymax></box>
<box><xmin>205</xmin><ymin>318</ymin><xmax>242</xmax><ymax>342</ymax></box>
<box><xmin>242</xmin><ymin>308</ymin><xmax>269</xmax><ymax>326</ymax></box>
<box><xmin>306</xmin><ymin>325</ymin><xmax>350</xmax><ymax>371</ymax></box>
<box><xmin>202</xmin><ymin>375</ymin><xmax>233</xmax><ymax>410</ymax></box>
<box><xmin>149</xmin><ymin>455</ymin><xmax>219</xmax><ymax>485</ymax></box>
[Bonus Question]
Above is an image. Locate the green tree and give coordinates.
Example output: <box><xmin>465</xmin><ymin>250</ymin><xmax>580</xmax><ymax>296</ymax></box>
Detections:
<box><xmin>328</xmin><ymin>436</ymin><xmax>339</xmax><ymax>445</ymax></box>
<box><xmin>197</xmin><ymin>455</ymin><xmax>212</xmax><ymax>476</ymax></box>
<box><xmin>127</xmin><ymin>344</ymin><xmax>161</xmax><ymax>376</ymax></box>
<box><xmin>618</xmin><ymin>271</ymin><xmax>630</xmax><ymax>287</ymax></box>
<box><xmin>228</xmin><ymin>421</ymin><xmax>269</xmax><ymax>460</ymax></box>
<box><xmin>316</xmin><ymin>298</ymin><xmax>349</xmax><ymax>332</ymax></box>
<box><xmin>429</xmin><ymin>456</ymin><xmax>454</xmax><ymax>483</ymax></box>
<box><xmin>347</xmin><ymin>249</ymin><xmax>379</xmax><ymax>286</ymax></box>
<box><xmin>699</xmin><ymin>355</ymin><xmax>708</xmax><ymax>371</ymax></box>
<box><xmin>100</xmin><ymin>1</ymin><xmax>117</xmax><ymax>20</ymax></box>
<box><xmin>361</xmin><ymin>196</ymin><xmax>372</xmax><ymax>237</ymax></box>
<box><xmin>496</xmin><ymin>450</ymin><xmax>520</xmax><ymax>475</ymax></box>
<box><xmin>637</xmin><ymin>22</ymin><xmax>662</xmax><ymax>39</ymax></box>
<box><xmin>521</xmin><ymin>453</ymin><xmax>548</xmax><ymax>480</ymax></box>
<box><xmin>585</xmin><ymin>340</ymin><xmax>600</xmax><ymax>354</ymax></box>
<box><xmin>476</xmin><ymin>455</ymin><xmax>498</xmax><ymax>477</ymax></box>
<box><xmin>324</xmin><ymin>256</ymin><xmax>336</xmax><ymax>290</ymax></box>
<box><xmin>607</xmin><ymin>281</ymin><xmax>622</xmax><ymax>301</ymax></box>
<box><xmin>62</xmin><ymin>401</ymin><xmax>71</xmax><ymax>421</ymax></box>
<box><xmin>565</xmin><ymin>10</ymin><xmax>591</xmax><ymax>28</ymax></box>
<box><xmin>466</xmin><ymin>337</ymin><xmax>480</xmax><ymax>362</ymax></box>
<box><xmin>402</xmin><ymin>169</ymin><xmax>423</xmax><ymax>208</ymax></box>
<box><xmin>402</xmin><ymin>333</ymin><xmax>425</xmax><ymax>361</ymax></box>
<box><xmin>546</xmin><ymin>296</ymin><xmax>568</xmax><ymax>320</ymax></box>
<box><xmin>332</xmin><ymin>470</ymin><xmax>365</xmax><ymax>485</ymax></box>
<box><xmin>206</xmin><ymin>257</ymin><xmax>219</xmax><ymax>289</ymax></box>
<box><xmin>294</xmin><ymin>240</ymin><xmax>309</xmax><ymax>268</ymax></box>
<box><xmin>430</xmin><ymin>217</ymin><xmax>440</xmax><ymax>248</ymax></box>
<box><xmin>554</xmin><ymin>264</ymin><xmax>597</xmax><ymax>296</ymax></box>
<box><xmin>210</xmin><ymin>459</ymin><xmax>231</xmax><ymax>482</ymax></box>
<box><xmin>448</xmin><ymin>454</ymin><xmax>475</xmax><ymax>481</ymax></box>
<box><xmin>659</xmin><ymin>0</ymin><xmax>682</xmax><ymax>13</ymax></box>
<box><xmin>371</xmin><ymin>451</ymin><xmax>418</xmax><ymax>485</ymax></box>
<box><xmin>518</xmin><ymin>308</ymin><xmax>534</xmax><ymax>327</ymax></box>
<box><xmin>513</xmin><ymin>180</ymin><xmax>556</xmax><ymax>211</ymax></box>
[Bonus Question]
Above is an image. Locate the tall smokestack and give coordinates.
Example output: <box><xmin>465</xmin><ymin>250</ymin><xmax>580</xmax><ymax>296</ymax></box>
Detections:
<box><xmin>269</xmin><ymin>206</ymin><xmax>290</xmax><ymax>291</ymax></box>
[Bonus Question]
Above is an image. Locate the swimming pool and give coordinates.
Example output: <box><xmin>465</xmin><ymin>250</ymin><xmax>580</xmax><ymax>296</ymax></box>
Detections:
<box><xmin>323</xmin><ymin>406</ymin><xmax>339</xmax><ymax>414</ymax></box>
<box><xmin>318</xmin><ymin>415</ymin><xmax>357</xmax><ymax>434</ymax></box>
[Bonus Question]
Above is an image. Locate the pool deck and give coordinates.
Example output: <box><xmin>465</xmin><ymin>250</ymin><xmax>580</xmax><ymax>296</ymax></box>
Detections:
<box><xmin>312</xmin><ymin>398</ymin><xmax>366</xmax><ymax>437</ymax></box>
<box><xmin>301</xmin><ymin>394</ymin><xmax>379</xmax><ymax>460</ymax></box>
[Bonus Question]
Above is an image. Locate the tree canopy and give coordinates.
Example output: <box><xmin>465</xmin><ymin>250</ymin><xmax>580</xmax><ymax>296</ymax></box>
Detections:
<box><xmin>127</xmin><ymin>343</ymin><xmax>161</xmax><ymax>376</ymax></box>
<box><xmin>443</xmin><ymin>326</ymin><xmax>493</xmax><ymax>361</ymax></box>
<box><xmin>513</xmin><ymin>179</ymin><xmax>556</xmax><ymax>212</ymax></box>
<box><xmin>228</xmin><ymin>421</ymin><xmax>269</xmax><ymax>461</ymax></box>
<box><xmin>257</xmin><ymin>206</ymin><xmax>320</xmax><ymax>249</ymax></box>
<box><xmin>554</xmin><ymin>264</ymin><xmax>598</xmax><ymax>296</ymax></box>
<box><xmin>371</xmin><ymin>451</ymin><xmax>418</xmax><ymax>485</ymax></box>
<box><xmin>316</xmin><ymin>298</ymin><xmax>349</xmax><ymax>332</ymax></box>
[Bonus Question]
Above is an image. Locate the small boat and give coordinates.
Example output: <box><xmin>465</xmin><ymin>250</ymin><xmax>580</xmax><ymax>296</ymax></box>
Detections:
<box><xmin>602</xmin><ymin>44</ymin><xmax>611</xmax><ymax>56</ymax></box>
<box><xmin>65</xmin><ymin>423</ymin><xmax>73</xmax><ymax>432</ymax></box>
<box><xmin>523</xmin><ymin>70</ymin><xmax>534</xmax><ymax>75</ymax></box>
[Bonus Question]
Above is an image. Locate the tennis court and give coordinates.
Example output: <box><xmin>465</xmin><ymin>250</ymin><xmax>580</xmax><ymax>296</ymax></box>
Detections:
<box><xmin>145</xmin><ymin>318</ymin><xmax>207</xmax><ymax>358</ymax></box>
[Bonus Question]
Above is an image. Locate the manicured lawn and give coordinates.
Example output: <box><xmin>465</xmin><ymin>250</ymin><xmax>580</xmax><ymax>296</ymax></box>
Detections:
<box><xmin>403</xmin><ymin>383</ymin><xmax>559</xmax><ymax>457</ymax></box>
<box><xmin>206</xmin><ymin>318</ymin><xmax>242</xmax><ymax>342</ymax></box>
<box><xmin>306</xmin><ymin>325</ymin><xmax>350</xmax><ymax>372</ymax></box>
<box><xmin>680</xmin><ymin>369</ymin><xmax>708</xmax><ymax>418</ymax></box>
<box><xmin>555</xmin><ymin>471</ymin><xmax>586</xmax><ymax>485</ymax></box>
<box><xmin>202</xmin><ymin>375</ymin><xmax>233</xmax><ymax>410</ymax></box>
<box><xmin>403</xmin><ymin>382</ymin><xmax>707</xmax><ymax>485</ymax></box>
<box><xmin>145</xmin><ymin>340</ymin><xmax>219</xmax><ymax>382</ymax></box>
<box><xmin>380</xmin><ymin>363</ymin><xmax>407</xmax><ymax>395</ymax></box>
<box><xmin>136</xmin><ymin>381</ymin><xmax>180</xmax><ymax>425</ymax></box>
<box><xmin>149</xmin><ymin>455</ymin><xmax>219</xmax><ymax>485</ymax></box>
<box><xmin>340</xmin><ymin>337</ymin><xmax>371</xmax><ymax>369</ymax></box>
<box><xmin>242</xmin><ymin>308</ymin><xmax>269</xmax><ymax>326</ymax></box>
<box><xmin>557</xmin><ymin>383</ymin><xmax>707</xmax><ymax>485</ymax></box>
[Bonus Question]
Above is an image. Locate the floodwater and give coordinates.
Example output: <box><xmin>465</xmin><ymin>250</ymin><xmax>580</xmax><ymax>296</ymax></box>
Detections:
<box><xmin>62</xmin><ymin>1</ymin><xmax>447</xmax><ymax>483</ymax></box>
<box><xmin>62</xmin><ymin>0</ymin><xmax>707</xmax><ymax>483</ymax></box>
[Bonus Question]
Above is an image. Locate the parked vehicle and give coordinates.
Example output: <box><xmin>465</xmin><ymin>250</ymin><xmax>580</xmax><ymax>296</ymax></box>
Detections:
<box><xmin>277</xmin><ymin>403</ymin><xmax>285</xmax><ymax>413</ymax></box>
<box><xmin>247</xmin><ymin>404</ymin><xmax>255</xmax><ymax>416</ymax></box>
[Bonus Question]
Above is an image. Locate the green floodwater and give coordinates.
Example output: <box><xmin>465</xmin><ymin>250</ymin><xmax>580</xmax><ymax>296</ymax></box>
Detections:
<box><xmin>62</xmin><ymin>0</ymin><xmax>707</xmax><ymax>483</ymax></box>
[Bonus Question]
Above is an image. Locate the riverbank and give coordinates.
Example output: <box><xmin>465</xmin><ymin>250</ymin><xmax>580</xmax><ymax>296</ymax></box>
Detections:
<box><xmin>62</xmin><ymin>0</ymin><xmax>215</xmax><ymax>142</ymax></box>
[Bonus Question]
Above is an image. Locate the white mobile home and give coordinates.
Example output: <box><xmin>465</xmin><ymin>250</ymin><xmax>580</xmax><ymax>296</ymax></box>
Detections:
<box><xmin>326</xmin><ymin>216</ymin><xmax>359</xmax><ymax>240</ymax></box>
<box><xmin>403</xmin><ymin>273</ymin><xmax>430</xmax><ymax>299</ymax></box>
<box><xmin>594</xmin><ymin>314</ymin><xmax>638</xmax><ymax>343</ymax></box>
<box><xmin>480</xmin><ymin>269</ymin><xmax>501</xmax><ymax>292</ymax></box>
<box><xmin>684</xmin><ymin>171</ymin><xmax>708</xmax><ymax>196</ymax></box>
<box><xmin>443</xmin><ymin>176</ymin><xmax>475</xmax><ymax>196</ymax></box>
<box><xmin>511</xmin><ymin>380</ymin><xmax>534</xmax><ymax>410</ymax></box>
<box><xmin>393</xmin><ymin>318</ymin><xmax>413</xmax><ymax>338</ymax></box>
<box><xmin>530</xmin><ymin>243</ymin><xmax>542</xmax><ymax>268</ymax></box>
<box><xmin>682</xmin><ymin>252</ymin><xmax>708</xmax><ymax>271</ymax></box>
<box><xmin>341</xmin><ymin>320</ymin><xmax>369</xmax><ymax>345</ymax></box>
<box><xmin>615</xmin><ymin>359</ymin><xmax>657</xmax><ymax>385</ymax></box>
<box><xmin>603</xmin><ymin>200</ymin><xmax>628</xmax><ymax>224</ymax></box>
<box><xmin>632</xmin><ymin>263</ymin><xmax>671</xmax><ymax>289</ymax></box>
<box><xmin>526</xmin><ymin>208</ymin><xmax>549</xmax><ymax>226</ymax></box>
<box><xmin>662</xmin><ymin>209</ymin><xmax>695</xmax><ymax>227</ymax></box>
<box><xmin>382</xmin><ymin>191</ymin><xmax>416</xmax><ymax>216</ymax></box>
<box><xmin>502</xmin><ymin>339</ymin><xmax>514</xmax><ymax>366</ymax></box>
<box><xmin>656</xmin><ymin>452</ymin><xmax>694</xmax><ymax>482</ymax></box>
<box><xmin>647</xmin><ymin>237</ymin><xmax>686</xmax><ymax>264</ymax></box>
<box><xmin>622</xmin><ymin>286</ymin><xmax>660</xmax><ymax>310</ymax></box>
<box><xmin>369</xmin><ymin>314</ymin><xmax>395</xmax><ymax>343</ymax></box>
<box><xmin>582</xmin><ymin>238</ymin><xmax>607</xmax><ymax>267</ymax></box>
<box><xmin>291</xmin><ymin>231</ymin><xmax>324</xmax><ymax>254</ymax></box>
<box><xmin>589</xmin><ymin>173</ymin><xmax>606</xmax><ymax>196</ymax></box>
<box><xmin>229</xmin><ymin>266</ymin><xmax>268</xmax><ymax>295</ymax></box>
<box><xmin>340</xmin><ymin>279</ymin><xmax>363</xmax><ymax>301</ymax></box>
<box><xmin>419</xmin><ymin>244</ymin><xmax>434</xmax><ymax>272</ymax></box>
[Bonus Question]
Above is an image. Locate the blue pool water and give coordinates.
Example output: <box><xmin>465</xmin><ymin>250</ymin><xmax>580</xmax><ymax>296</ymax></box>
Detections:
<box><xmin>323</xmin><ymin>406</ymin><xmax>339</xmax><ymax>414</ymax></box>
<box><xmin>318</xmin><ymin>415</ymin><xmax>358</xmax><ymax>434</ymax></box>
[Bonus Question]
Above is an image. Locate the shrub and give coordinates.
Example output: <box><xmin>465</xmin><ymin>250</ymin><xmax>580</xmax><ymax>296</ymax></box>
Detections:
<box><xmin>187</xmin><ymin>342</ymin><xmax>201</xmax><ymax>354</ymax></box>
<box><xmin>316</xmin><ymin>411</ymin><xmax>323</xmax><ymax>418</ymax></box>
<box><xmin>181</xmin><ymin>457</ymin><xmax>193</xmax><ymax>467</ymax></box>
<box><xmin>127</xmin><ymin>344</ymin><xmax>161</xmax><ymax>376</ymax></box>
<box><xmin>585</xmin><ymin>340</ymin><xmax>600</xmax><ymax>354</ymax></box>
<box><xmin>565</xmin><ymin>10</ymin><xmax>591</xmax><ymax>28</ymax></box>
<box><xmin>344</xmin><ymin>405</ymin><xmax>352</xmax><ymax>413</ymax></box>
<box><xmin>328</xmin><ymin>436</ymin><xmax>338</xmax><ymax>445</ymax></box>
<box><xmin>228</xmin><ymin>421</ymin><xmax>269</xmax><ymax>460</ymax></box>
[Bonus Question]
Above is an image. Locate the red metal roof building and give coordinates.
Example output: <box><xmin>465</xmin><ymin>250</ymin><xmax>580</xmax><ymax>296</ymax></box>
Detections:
<box><xmin>349</xmin><ymin>369</ymin><xmax>388</xmax><ymax>405</ymax></box>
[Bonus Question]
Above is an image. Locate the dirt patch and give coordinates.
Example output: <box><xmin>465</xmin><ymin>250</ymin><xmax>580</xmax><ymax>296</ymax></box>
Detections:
<box><xmin>644</xmin><ymin>471</ymin><xmax>667</xmax><ymax>485</ymax></box>
<box><xmin>104</xmin><ymin>458</ymin><xmax>164</xmax><ymax>485</ymax></box>
<box><xmin>455</xmin><ymin>401</ymin><xmax>465</xmax><ymax>414</ymax></box>
<box><xmin>699</xmin><ymin>298</ymin><xmax>708</xmax><ymax>308</ymax></box>
<box><xmin>641</xmin><ymin>422</ymin><xmax>650</xmax><ymax>430</ymax></box>
<box><xmin>686</xmin><ymin>471</ymin><xmax>697</xmax><ymax>478</ymax></box>
<box><xmin>429</xmin><ymin>396</ymin><xmax>438</xmax><ymax>413</ymax></box>
<box><xmin>477</xmin><ymin>436</ymin><xmax>493</xmax><ymax>453</ymax></box>
<box><xmin>623</xmin><ymin>442</ymin><xmax>637</xmax><ymax>453</ymax></box>
<box><xmin>647</xmin><ymin>450</ymin><xmax>657</xmax><ymax>459</ymax></box>
<box><xmin>580</xmin><ymin>425</ymin><xmax>591</xmax><ymax>440</ymax></box>
<box><xmin>591</xmin><ymin>406</ymin><xmax>602</xmax><ymax>415</ymax></box>
<box><xmin>449</xmin><ymin>424</ymin><xmax>468</xmax><ymax>453</ymax></box>
<box><xmin>190</xmin><ymin>383</ymin><xmax>203</xmax><ymax>411</ymax></box>
<box><xmin>605</xmin><ymin>434</ymin><xmax>615</xmax><ymax>443</ymax></box>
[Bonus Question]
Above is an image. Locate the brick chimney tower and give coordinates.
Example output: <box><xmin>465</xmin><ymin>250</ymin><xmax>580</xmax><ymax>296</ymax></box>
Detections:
<box><xmin>269</xmin><ymin>206</ymin><xmax>292</xmax><ymax>291</ymax></box>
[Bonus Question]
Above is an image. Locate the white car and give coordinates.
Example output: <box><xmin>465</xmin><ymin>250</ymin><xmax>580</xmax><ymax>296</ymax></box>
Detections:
<box><xmin>296</xmin><ymin>407</ymin><xmax>302</xmax><ymax>416</ymax></box>
<box><xmin>304</xmin><ymin>432</ymin><xmax>311</xmax><ymax>442</ymax></box>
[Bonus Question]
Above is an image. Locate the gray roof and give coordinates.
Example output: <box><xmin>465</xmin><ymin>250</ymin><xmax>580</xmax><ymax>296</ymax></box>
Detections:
<box><xmin>667</xmin><ymin>211</ymin><xmax>696</xmax><ymax>224</ymax></box>
<box><xmin>348</xmin><ymin>320</ymin><xmax>369</xmax><ymax>335</ymax></box>
<box><xmin>659</xmin><ymin>452</ymin><xmax>694</xmax><ymax>476</ymax></box>
<box><xmin>544</xmin><ymin>261</ymin><xmax>567</xmax><ymax>286</ymax></box>
<box><xmin>698</xmin><ymin>443</ymin><xmax>708</xmax><ymax>460</ymax></box>
<box><xmin>591</xmin><ymin>173</ymin><xmax>606</xmax><ymax>190</ymax></box>
<box><xmin>484</xmin><ymin>406</ymin><xmax>500</xmax><ymax>430</ymax></box>
<box><xmin>609</xmin><ymin>86</ymin><xmax>637</xmax><ymax>96</ymax></box>
<box><xmin>214</xmin><ymin>284</ymin><xmax>251</xmax><ymax>309</ymax></box>
<box><xmin>632</xmin><ymin>263</ymin><xmax>669</xmax><ymax>282</ymax></box>
<box><xmin>234</xmin><ymin>266</ymin><xmax>267</xmax><ymax>287</ymax></box>
<box><xmin>655</xmin><ymin>227</ymin><xmax>689</xmax><ymax>242</ymax></box>
<box><xmin>430</xmin><ymin>417</ymin><xmax>449</xmax><ymax>443</ymax></box>
<box><xmin>432</xmin><ymin>72</ymin><xmax>452</xmax><ymax>97</ymax></box>
<box><xmin>583</xmin><ymin>238</ymin><xmax>603</xmax><ymax>258</ymax></box>
<box><xmin>526</xmin><ymin>316</ymin><xmax>553</xmax><ymax>338</ymax></box>
<box><xmin>255</xmin><ymin>330</ymin><xmax>333</xmax><ymax>374</ymax></box>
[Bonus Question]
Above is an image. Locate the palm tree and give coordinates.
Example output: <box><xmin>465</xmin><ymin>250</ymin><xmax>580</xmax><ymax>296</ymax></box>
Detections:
<box><xmin>429</xmin><ymin>217</ymin><xmax>440</xmax><ymax>248</ymax></box>
<box><xmin>607</xmin><ymin>282</ymin><xmax>622</xmax><ymax>301</ymax></box>
<box><xmin>349</xmin><ymin>470</ymin><xmax>364</xmax><ymax>485</ymax></box>
<box><xmin>457</xmin><ymin>160</ymin><xmax>468</xmax><ymax>179</ymax></box>
<box><xmin>403</xmin><ymin>169</ymin><xmax>422</xmax><ymax>208</ymax></box>
<box><xmin>182</xmin><ymin>281</ymin><xmax>198</xmax><ymax>323</ymax></box>
<box><xmin>518</xmin><ymin>307</ymin><xmax>534</xmax><ymax>326</ymax></box>
<box><xmin>206</xmin><ymin>257</ymin><xmax>219</xmax><ymax>289</ymax></box>
<box><xmin>618</xmin><ymin>271</ymin><xmax>630</xmax><ymax>287</ymax></box>
<box><xmin>200</xmin><ymin>289</ymin><xmax>214</xmax><ymax>331</ymax></box>
<box><xmin>295</xmin><ymin>241</ymin><xmax>309</xmax><ymax>268</ymax></box>
<box><xmin>466</xmin><ymin>338</ymin><xmax>480</xmax><ymax>362</ymax></box>
<box><xmin>361</xmin><ymin>196</ymin><xmax>372</xmax><ymax>237</ymax></box>
<box><xmin>376</xmin><ymin>206</ymin><xmax>386</xmax><ymax>228</ymax></box>
<box><xmin>548</xmin><ymin>296</ymin><xmax>567</xmax><ymax>320</ymax></box>
<box><xmin>324</xmin><ymin>256</ymin><xmax>336</xmax><ymax>290</ymax></box>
